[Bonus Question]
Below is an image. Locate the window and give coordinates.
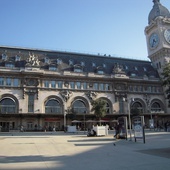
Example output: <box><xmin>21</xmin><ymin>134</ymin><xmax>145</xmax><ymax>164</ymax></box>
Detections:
<box><xmin>5</xmin><ymin>63</ymin><xmax>14</xmax><ymax>68</ymax></box>
<box><xmin>92</xmin><ymin>62</ymin><xmax>96</xmax><ymax>67</ymax></box>
<box><xmin>70</xmin><ymin>82</ymin><xmax>75</xmax><ymax>89</ymax></box>
<box><xmin>134</xmin><ymin>67</ymin><xmax>138</xmax><ymax>71</ymax></box>
<box><xmin>28</xmin><ymin>94</ymin><xmax>34</xmax><ymax>112</ymax></box>
<box><xmin>105</xmin><ymin>84</ymin><xmax>110</xmax><ymax>91</ymax></box>
<box><xmin>6</xmin><ymin>78</ymin><xmax>11</xmax><ymax>86</ymax></box>
<box><xmin>94</xmin><ymin>83</ymin><xmax>98</xmax><ymax>90</ymax></box>
<box><xmin>44</xmin><ymin>81</ymin><xmax>49</xmax><ymax>88</ymax></box>
<box><xmin>0</xmin><ymin>77</ymin><xmax>4</xmax><ymax>86</ymax></box>
<box><xmin>131</xmin><ymin>102</ymin><xmax>143</xmax><ymax>114</ymax></box>
<box><xmin>44</xmin><ymin>57</ymin><xmax>50</xmax><ymax>64</ymax></box>
<box><xmin>151</xmin><ymin>102</ymin><xmax>161</xmax><ymax>112</ymax></box>
<box><xmin>97</xmin><ymin>70</ymin><xmax>104</xmax><ymax>74</ymax></box>
<box><xmin>131</xmin><ymin>73</ymin><xmax>136</xmax><ymax>77</ymax></box>
<box><xmin>0</xmin><ymin>98</ymin><xmax>16</xmax><ymax>113</ymax></box>
<box><xmin>99</xmin><ymin>83</ymin><xmax>104</xmax><ymax>90</ymax></box>
<box><xmin>74</xmin><ymin>68</ymin><xmax>83</xmax><ymax>73</ymax></box>
<box><xmin>69</xmin><ymin>59</ymin><xmax>73</xmax><ymax>66</ymax></box>
<box><xmin>83</xmin><ymin>82</ymin><xmax>87</xmax><ymax>89</ymax></box>
<box><xmin>51</xmin><ymin>81</ymin><xmax>56</xmax><ymax>88</ymax></box>
<box><xmin>2</xmin><ymin>54</ymin><xmax>7</xmax><ymax>61</ymax></box>
<box><xmin>143</xmin><ymin>67</ymin><xmax>147</xmax><ymax>71</ymax></box>
<box><xmin>81</xmin><ymin>61</ymin><xmax>85</xmax><ymax>67</ymax></box>
<box><xmin>49</xmin><ymin>66</ymin><xmax>56</xmax><ymax>71</ymax></box>
<box><xmin>13</xmin><ymin>79</ymin><xmax>19</xmax><ymax>87</ymax></box>
<box><xmin>57</xmin><ymin>81</ymin><xmax>63</xmax><ymax>88</ymax></box>
<box><xmin>72</xmin><ymin>100</ymin><xmax>86</xmax><ymax>114</ymax></box>
<box><xmin>15</xmin><ymin>55</ymin><xmax>20</xmax><ymax>61</ymax></box>
<box><xmin>45</xmin><ymin>99</ymin><xmax>61</xmax><ymax>114</ymax></box>
<box><xmin>57</xmin><ymin>59</ymin><xmax>62</xmax><ymax>65</ymax></box>
<box><xmin>76</xmin><ymin>82</ymin><xmax>81</xmax><ymax>89</ymax></box>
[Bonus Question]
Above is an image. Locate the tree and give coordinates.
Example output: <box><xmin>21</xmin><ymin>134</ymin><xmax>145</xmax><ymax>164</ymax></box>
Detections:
<box><xmin>91</xmin><ymin>99</ymin><xmax>107</xmax><ymax>125</ymax></box>
<box><xmin>162</xmin><ymin>62</ymin><xmax>170</xmax><ymax>107</ymax></box>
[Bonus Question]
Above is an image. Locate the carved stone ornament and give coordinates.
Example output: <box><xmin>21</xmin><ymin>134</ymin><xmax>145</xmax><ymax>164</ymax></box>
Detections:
<box><xmin>86</xmin><ymin>91</ymin><xmax>98</xmax><ymax>101</ymax></box>
<box><xmin>113</xmin><ymin>63</ymin><xmax>125</xmax><ymax>74</ymax></box>
<box><xmin>60</xmin><ymin>90</ymin><xmax>73</xmax><ymax>102</ymax></box>
<box><xmin>26</xmin><ymin>53</ymin><xmax>40</xmax><ymax>67</ymax></box>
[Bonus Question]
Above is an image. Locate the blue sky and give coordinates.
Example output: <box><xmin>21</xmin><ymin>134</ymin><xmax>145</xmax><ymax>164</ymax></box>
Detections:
<box><xmin>0</xmin><ymin>0</ymin><xmax>170</xmax><ymax>60</ymax></box>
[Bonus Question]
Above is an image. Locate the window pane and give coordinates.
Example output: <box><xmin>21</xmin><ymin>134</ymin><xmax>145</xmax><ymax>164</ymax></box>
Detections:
<box><xmin>57</xmin><ymin>81</ymin><xmax>63</xmax><ymax>88</ymax></box>
<box><xmin>83</xmin><ymin>82</ymin><xmax>87</xmax><ymax>89</ymax></box>
<box><xmin>0</xmin><ymin>77</ymin><xmax>4</xmax><ymax>86</ymax></box>
<box><xmin>51</xmin><ymin>81</ymin><xmax>56</xmax><ymax>88</ymax></box>
<box><xmin>94</xmin><ymin>83</ymin><xmax>98</xmax><ymax>90</ymax></box>
<box><xmin>70</xmin><ymin>82</ymin><xmax>75</xmax><ymax>89</ymax></box>
<box><xmin>99</xmin><ymin>83</ymin><xmax>104</xmax><ymax>90</ymax></box>
<box><xmin>76</xmin><ymin>82</ymin><xmax>81</xmax><ymax>89</ymax></box>
<box><xmin>6</xmin><ymin>78</ymin><xmax>11</xmax><ymax>86</ymax></box>
<box><xmin>13</xmin><ymin>79</ymin><xmax>19</xmax><ymax>87</ymax></box>
<box><xmin>44</xmin><ymin>81</ymin><xmax>49</xmax><ymax>88</ymax></box>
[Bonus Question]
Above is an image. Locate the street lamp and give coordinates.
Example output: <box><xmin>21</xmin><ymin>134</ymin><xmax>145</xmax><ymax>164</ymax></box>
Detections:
<box><xmin>64</xmin><ymin>110</ymin><xmax>67</xmax><ymax>131</ymax></box>
<box><xmin>84</xmin><ymin>110</ymin><xmax>87</xmax><ymax>134</ymax></box>
<box><xmin>123</xmin><ymin>97</ymin><xmax>133</xmax><ymax>141</ymax></box>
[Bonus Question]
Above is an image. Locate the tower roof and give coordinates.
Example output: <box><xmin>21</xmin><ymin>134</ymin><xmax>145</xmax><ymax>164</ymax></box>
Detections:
<box><xmin>148</xmin><ymin>0</ymin><xmax>170</xmax><ymax>24</ymax></box>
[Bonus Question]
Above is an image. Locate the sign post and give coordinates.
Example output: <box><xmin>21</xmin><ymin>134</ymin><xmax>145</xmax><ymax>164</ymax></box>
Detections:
<box><xmin>132</xmin><ymin>116</ymin><xmax>145</xmax><ymax>143</ymax></box>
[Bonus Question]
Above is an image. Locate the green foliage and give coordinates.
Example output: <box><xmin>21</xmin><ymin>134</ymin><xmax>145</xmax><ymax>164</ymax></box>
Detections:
<box><xmin>162</xmin><ymin>62</ymin><xmax>170</xmax><ymax>87</ymax></box>
<box><xmin>91</xmin><ymin>99</ymin><xmax>107</xmax><ymax>124</ymax></box>
<box><xmin>162</xmin><ymin>63</ymin><xmax>170</xmax><ymax>107</ymax></box>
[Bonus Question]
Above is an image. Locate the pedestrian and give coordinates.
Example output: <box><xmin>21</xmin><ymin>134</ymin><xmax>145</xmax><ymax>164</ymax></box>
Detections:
<box><xmin>114</xmin><ymin>123</ymin><xmax>120</xmax><ymax>139</ymax></box>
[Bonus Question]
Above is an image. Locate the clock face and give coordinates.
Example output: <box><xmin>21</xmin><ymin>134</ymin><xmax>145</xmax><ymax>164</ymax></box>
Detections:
<box><xmin>149</xmin><ymin>33</ymin><xmax>159</xmax><ymax>49</ymax></box>
<box><xmin>164</xmin><ymin>29</ymin><xmax>170</xmax><ymax>44</ymax></box>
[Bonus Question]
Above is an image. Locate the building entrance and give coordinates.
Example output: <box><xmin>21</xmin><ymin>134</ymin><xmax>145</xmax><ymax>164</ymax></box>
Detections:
<box><xmin>0</xmin><ymin>122</ymin><xmax>15</xmax><ymax>132</ymax></box>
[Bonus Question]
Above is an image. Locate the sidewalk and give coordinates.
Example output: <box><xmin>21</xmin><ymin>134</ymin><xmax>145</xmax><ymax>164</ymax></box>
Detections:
<box><xmin>0</xmin><ymin>130</ymin><xmax>170</xmax><ymax>170</ymax></box>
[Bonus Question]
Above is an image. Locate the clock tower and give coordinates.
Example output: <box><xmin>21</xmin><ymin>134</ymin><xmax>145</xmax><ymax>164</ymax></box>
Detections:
<box><xmin>145</xmin><ymin>0</ymin><xmax>170</xmax><ymax>75</ymax></box>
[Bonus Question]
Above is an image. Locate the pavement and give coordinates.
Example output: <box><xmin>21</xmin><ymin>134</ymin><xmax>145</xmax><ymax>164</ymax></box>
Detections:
<box><xmin>0</xmin><ymin>130</ymin><xmax>170</xmax><ymax>170</ymax></box>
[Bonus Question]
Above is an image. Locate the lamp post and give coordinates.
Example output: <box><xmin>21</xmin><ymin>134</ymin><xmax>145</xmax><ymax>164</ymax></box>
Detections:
<box><xmin>127</xmin><ymin>100</ymin><xmax>132</xmax><ymax>141</ymax></box>
<box><xmin>64</xmin><ymin>110</ymin><xmax>67</xmax><ymax>131</ymax></box>
<box><xmin>84</xmin><ymin>110</ymin><xmax>87</xmax><ymax>134</ymax></box>
<box><xmin>123</xmin><ymin>96</ymin><xmax>133</xmax><ymax>141</ymax></box>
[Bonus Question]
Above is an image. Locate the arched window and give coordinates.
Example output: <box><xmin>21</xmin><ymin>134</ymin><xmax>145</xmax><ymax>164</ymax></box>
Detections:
<box><xmin>151</xmin><ymin>102</ymin><xmax>161</xmax><ymax>112</ymax></box>
<box><xmin>72</xmin><ymin>100</ymin><xmax>86</xmax><ymax>114</ymax></box>
<box><xmin>0</xmin><ymin>98</ymin><xmax>16</xmax><ymax>114</ymax></box>
<box><xmin>131</xmin><ymin>102</ymin><xmax>143</xmax><ymax>114</ymax></box>
<box><xmin>45</xmin><ymin>99</ymin><xmax>61</xmax><ymax>114</ymax></box>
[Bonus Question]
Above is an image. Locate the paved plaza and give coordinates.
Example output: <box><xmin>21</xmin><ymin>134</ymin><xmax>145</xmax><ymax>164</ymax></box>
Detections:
<box><xmin>0</xmin><ymin>130</ymin><xmax>170</xmax><ymax>170</ymax></box>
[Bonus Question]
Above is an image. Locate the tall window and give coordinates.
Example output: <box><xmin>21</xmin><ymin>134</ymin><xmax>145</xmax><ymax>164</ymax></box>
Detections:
<box><xmin>44</xmin><ymin>80</ymin><xmax>49</xmax><ymax>88</ymax></box>
<box><xmin>57</xmin><ymin>81</ymin><xmax>63</xmax><ymax>88</ymax></box>
<box><xmin>99</xmin><ymin>83</ymin><xmax>104</xmax><ymax>90</ymax></box>
<box><xmin>76</xmin><ymin>82</ymin><xmax>81</xmax><ymax>89</ymax></box>
<box><xmin>28</xmin><ymin>94</ymin><xmax>34</xmax><ymax>112</ymax></box>
<box><xmin>70</xmin><ymin>82</ymin><xmax>75</xmax><ymax>89</ymax></box>
<box><xmin>83</xmin><ymin>82</ymin><xmax>87</xmax><ymax>89</ymax></box>
<box><xmin>51</xmin><ymin>81</ymin><xmax>56</xmax><ymax>88</ymax></box>
<box><xmin>94</xmin><ymin>83</ymin><xmax>98</xmax><ymax>90</ymax></box>
<box><xmin>105</xmin><ymin>84</ymin><xmax>110</xmax><ymax>91</ymax></box>
<box><xmin>13</xmin><ymin>79</ymin><xmax>19</xmax><ymax>87</ymax></box>
<box><xmin>6</xmin><ymin>78</ymin><xmax>11</xmax><ymax>86</ymax></box>
<box><xmin>0</xmin><ymin>77</ymin><xmax>4</xmax><ymax>86</ymax></box>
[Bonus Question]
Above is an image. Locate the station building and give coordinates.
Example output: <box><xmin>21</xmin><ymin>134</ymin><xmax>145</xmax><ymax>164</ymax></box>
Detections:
<box><xmin>0</xmin><ymin>0</ymin><xmax>170</xmax><ymax>131</ymax></box>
